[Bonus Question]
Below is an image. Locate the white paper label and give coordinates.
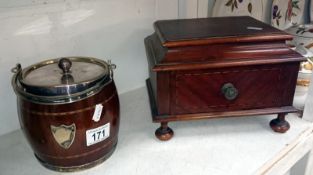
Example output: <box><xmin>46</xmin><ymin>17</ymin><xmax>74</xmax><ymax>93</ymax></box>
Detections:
<box><xmin>92</xmin><ymin>104</ymin><xmax>103</xmax><ymax>122</ymax></box>
<box><xmin>86</xmin><ymin>123</ymin><xmax>110</xmax><ymax>146</ymax></box>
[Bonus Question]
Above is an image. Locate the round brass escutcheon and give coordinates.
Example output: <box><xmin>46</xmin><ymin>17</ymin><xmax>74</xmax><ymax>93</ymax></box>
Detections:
<box><xmin>221</xmin><ymin>83</ymin><xmax>239</xmax><ymax>101</ymax></box>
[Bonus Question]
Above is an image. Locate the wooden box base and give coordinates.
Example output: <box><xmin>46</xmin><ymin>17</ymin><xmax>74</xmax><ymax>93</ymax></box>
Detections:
<box><xmin>146</xmin><ymin>79</ymin><xmax>298</xmax><ymax>141</ymax></box>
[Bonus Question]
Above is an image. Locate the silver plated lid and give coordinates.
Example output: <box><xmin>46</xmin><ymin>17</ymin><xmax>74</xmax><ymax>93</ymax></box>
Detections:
<box><xmin>11</xmin><ymin>57</ymin><xmax>116</xmax><ymax>104</ymax></box>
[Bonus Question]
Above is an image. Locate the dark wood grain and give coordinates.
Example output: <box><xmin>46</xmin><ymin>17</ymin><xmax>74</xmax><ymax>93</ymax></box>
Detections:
<box><xmin>145</xmin><ymin>16</ymin><xmax>304</xmax><ymax>140</ymax></box>
<box><xmin>154</xmin><ymin>16</ymin><xmax>293</xmax><ymax>47</ymax></box>
<box><xmin>145</xmin><ymin>33</ymin><xmax>303</xmax><ymax>72</ymax></box>
<box><xmin>172</xmin><ymin>64</ymin><xmax>297</xmax><ymax>114</ymax></box>
<box><xmin>17</xmin><ymin>81</ymin><xmax>120</xmax><ymax>171</ymax></box>
<box><xmin>270</xmin><ymin>113</ymin><xmax>290</xmax><ymax>133</ymax></box>
<box><xmin>163</xmin><ymin>42</ymin><xmax>291</xmax><ymax>63</ymax></box>
<box><xmin>152</xmin><ymin>106</ymin><xmax>298</xmax><ymax>123</ymax></box>
<box><xmin>156</xmin><ymin>72</ymin><xmax>171</xmax><ymax>115</ymax></box>
<box><xmin>146</xmin><ymin>79</ymin><xmax>158</xmax><ymax>117</ymax></box>
<box><xmin>155</xmin><ymin>122</ymin><xmax>174</xmax><ymax>141</ymax></box>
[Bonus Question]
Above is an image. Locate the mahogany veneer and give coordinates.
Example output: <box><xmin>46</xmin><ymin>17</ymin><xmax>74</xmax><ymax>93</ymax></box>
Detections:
<box><xmin>145</xmin><ymin>16</ymin><xmax>305</xmax><ymax>141</ymax></box>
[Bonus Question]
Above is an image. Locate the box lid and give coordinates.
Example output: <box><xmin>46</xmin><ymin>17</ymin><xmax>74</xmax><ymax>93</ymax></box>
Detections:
<box><xmin>154</xmin><ymin>16</ymin><xmax>293</xmax><ymax>48</ymax></box>
<box><xmin>145</xmin><ymin>16</ymin><xmax>304</xmax><ymax>72</ymax></box>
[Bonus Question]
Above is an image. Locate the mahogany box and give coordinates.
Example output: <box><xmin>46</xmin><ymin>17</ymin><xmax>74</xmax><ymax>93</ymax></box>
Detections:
<box><xmin>144</xmin><ymin>16</ymin><xmax>305</xmax><ymax>141</ymax></box>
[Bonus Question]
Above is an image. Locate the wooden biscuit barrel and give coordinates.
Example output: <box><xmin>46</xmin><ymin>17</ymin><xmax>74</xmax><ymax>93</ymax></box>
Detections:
<box><xmin>11</xmin><ymin>57</ymin><xmax>119</xmax><ymax>172</ymax></box>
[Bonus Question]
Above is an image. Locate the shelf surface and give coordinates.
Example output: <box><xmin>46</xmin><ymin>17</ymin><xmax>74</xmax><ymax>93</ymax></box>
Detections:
<box><xmin>0</xmin><ymin>87</ymin><xmax>312</xmax><ymax>175</ymax></box>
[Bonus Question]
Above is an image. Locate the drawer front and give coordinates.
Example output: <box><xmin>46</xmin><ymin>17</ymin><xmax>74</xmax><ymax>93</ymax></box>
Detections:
<box><xmin>171</xmin><ymin>64</ymin><xmax>297</xmax><ymax>114</ymax></box>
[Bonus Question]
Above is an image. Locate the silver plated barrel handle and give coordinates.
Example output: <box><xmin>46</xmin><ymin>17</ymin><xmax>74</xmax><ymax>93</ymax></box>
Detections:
<box><xmin>108</xmin><ymin>60</ymin><xmax>116</xmax><ymax>79</ymax></box>
<box><xmin>11</xmin><ymin>63</ymin><xmax>22</xmax><ymax>74</ymax></box>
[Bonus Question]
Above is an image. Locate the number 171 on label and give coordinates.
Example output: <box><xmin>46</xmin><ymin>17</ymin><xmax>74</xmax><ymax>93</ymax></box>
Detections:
<box><xmin>86</xmin><ymin>123</ymin><xmax>110</xmax><ymax>146</ymax></box>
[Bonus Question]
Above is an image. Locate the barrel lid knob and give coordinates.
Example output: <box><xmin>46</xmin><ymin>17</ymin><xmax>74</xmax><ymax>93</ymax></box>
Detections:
<box><xmin>58</xmin><ymin>58</ymin><xmax>72</xmax><ymax>74</ymax></box>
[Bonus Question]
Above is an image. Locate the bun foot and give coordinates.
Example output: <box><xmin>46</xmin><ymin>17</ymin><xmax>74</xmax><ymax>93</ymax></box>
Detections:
<box><xmin>155</xmin><ymin>122</ymin><xmax>174</xmax><ymax>141</ymax></box>
<box><xmin>270</xmin><ymin>113</ymin><xmax>290</xmax><ymax>133</ymax></box>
